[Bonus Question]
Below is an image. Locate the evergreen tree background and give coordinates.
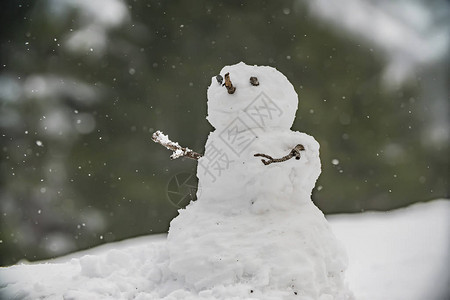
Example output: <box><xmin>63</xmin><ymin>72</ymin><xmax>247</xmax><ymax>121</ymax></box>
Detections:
<box><xmin>0</xmin><ymin>0</ymin><xmax>448</xmax><ymax>265</ymax></box>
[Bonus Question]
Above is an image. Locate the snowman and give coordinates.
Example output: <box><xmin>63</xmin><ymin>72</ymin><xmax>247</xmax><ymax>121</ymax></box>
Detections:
<box><xmin>154</xmin><ymin>62</ymin><xmax>353</xmax><ymax>299</ymax></box>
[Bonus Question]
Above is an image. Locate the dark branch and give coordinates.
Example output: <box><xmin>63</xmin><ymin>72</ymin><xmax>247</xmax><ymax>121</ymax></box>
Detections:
<box><xmin>254</xmin><ymin>144</ymin><xmax>305</xmax><ymax>165</ymax></box>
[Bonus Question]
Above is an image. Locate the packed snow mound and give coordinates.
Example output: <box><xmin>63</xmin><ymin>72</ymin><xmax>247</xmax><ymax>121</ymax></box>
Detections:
<box><xmin>207</xmin><ymin>62</ymin><xmax>298</xmax><ymax>130</ymax></box>
<box><xmin>169</xmin><ymin>131</ymin><xmax>349</xmax><ymax>297</ymax></box>
<box><xmin>167</xmin><ymin>63</ymin><xmax>353</xmax><ymax>299</ymax></box>
<box><xmin>1</xmin><ymin>200</ymin><xmax>448</xmax><ymax>300</ymax></box>
<box><xmin>329</xmin><ymin>199</ymin><xmax>450</xmax><ymax>300</ymax></box>
<box><xmin>197</xmin><ymin>130</ymin><xmax>321</xmax><ymax>209</ymax></box>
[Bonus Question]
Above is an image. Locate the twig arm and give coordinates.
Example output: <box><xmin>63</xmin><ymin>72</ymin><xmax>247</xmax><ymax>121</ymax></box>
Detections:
<box><xmin>254</xmin><ymin>144</ymin><xmax>305</xmax><ymax>165</ymax></box>
<box><xmin>152</xmin><ymin>130</ymin><xmax>202</xmax><ymax>160</ymax></box>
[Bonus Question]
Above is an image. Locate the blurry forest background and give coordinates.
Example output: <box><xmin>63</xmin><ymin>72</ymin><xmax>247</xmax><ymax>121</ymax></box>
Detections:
<box><xmin>0</xmin><ymin>0</ymin><xmax>448</xmax><ymax>266</ymax></box>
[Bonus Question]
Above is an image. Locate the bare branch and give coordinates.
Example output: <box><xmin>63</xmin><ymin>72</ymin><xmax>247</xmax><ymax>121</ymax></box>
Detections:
<box><xmin>152</xmin><ymin>130</ymin><xmax>203</xmax><ymax>160</ymax></box>
<box><xmin>254</xmin><ymin>144</ymin><xmax>305</xmax><ymax>165</ymax></box>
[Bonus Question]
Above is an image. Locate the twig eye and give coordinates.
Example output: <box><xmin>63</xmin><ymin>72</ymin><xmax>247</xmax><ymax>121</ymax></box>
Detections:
<box><xmin>216</xmin><ymin>75</ymin><xmax>223</xmax><ymax>85</ymax></box>
<box><xmin>250</xmin><ymin>76</ymin><xmax>259</xmax><ymax>86</ymax></box>
<box><xmin>224</xmin><ymin>73</ymin><xmax>236</xmax><ymax>94</ymax></box>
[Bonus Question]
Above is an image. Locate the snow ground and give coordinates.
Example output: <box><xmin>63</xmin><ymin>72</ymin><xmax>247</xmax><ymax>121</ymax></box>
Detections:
<box><xmin>1</xmin><ymin>199</ymin><xmax>449</xmax><ymax>300</ymax></box>
<box><xmin>328</xmin><ymin>199</ymin><xmax>449</xmax><ymax>300</ymax></box>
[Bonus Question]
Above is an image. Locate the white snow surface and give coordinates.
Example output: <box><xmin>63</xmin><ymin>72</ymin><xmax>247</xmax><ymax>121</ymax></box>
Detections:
<box><xmin>328</xmin><ymin>199</ymin><xmax>450</xmax><ymax>300</ymax></box>
<box><xmin>1</xmin><ymin>200</ymin><xmax>448</xmax><ymax>300</ymax></box>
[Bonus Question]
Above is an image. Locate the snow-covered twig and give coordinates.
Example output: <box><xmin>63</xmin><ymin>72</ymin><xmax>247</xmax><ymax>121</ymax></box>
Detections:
<box><xmin>152</xmin><ymin>130</ymin><xmax>202</xmax><ymax>160</ymax></box>
<box><xmin>254</xmin><ymin>144</ymin><xmax>305</xmax><ymax>165</ymax></box>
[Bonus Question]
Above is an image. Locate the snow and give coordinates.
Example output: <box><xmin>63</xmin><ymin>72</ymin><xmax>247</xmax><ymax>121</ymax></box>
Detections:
<box><xmin>206</xmin><ymin>62</ymin><xmax>298</xmax><ymax>130</ymax></box>
<box><xmin>167</xmin><ymin>62</ymin><xmax>352</xmax><ymax>299</ymax></box>
<box><xmin>2</xmin><ymin>62</ymin><xmax>354</xmax><ymax>299</ymax></box>
<box><xmin>329</xmin><ymin>199</ymin><xmax>450</xmax><ymax>300</ymax></box>
<box><xmin>2</xmin><ymin>63</ymin><xmax>447</xmax><ymax>299</ymax></box>
<box><xmin>170</xmin><ymin>149</ymin><xmax>185</xmax><ymax>159</ymax></box>
<box><xmin>153</xmin><ymin>131</ymin><xmax>171</xmax><ymax>145</ymax></box>
<box><xmin>1</xmin><ymin>200</ymin><xmax>448</xmax><ymax>299</ymax></box>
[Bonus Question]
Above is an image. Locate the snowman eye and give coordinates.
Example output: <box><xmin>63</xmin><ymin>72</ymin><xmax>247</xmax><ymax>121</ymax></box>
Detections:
<box><xmin>216</xmin><ymin>75</ymin><xmax>223</xmax><ymax>85</ymax></box>
<box><xmin>250</xmin><ymin>76</ymin><xmax>259</xmax><ymax>86</ymax></box>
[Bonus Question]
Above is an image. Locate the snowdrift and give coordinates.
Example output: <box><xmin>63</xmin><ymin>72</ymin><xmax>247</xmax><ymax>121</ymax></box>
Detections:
<box><xmin>1</xmin><ymin>199</ymin><xmax>448</xmax><ymax>300</ymax></box>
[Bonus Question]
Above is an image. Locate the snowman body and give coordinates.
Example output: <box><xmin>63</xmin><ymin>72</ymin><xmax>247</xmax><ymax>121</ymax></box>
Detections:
<box><xmin>167</xmin><ymin>62</ymin><xmax>352</xmax><ymax>299</ymax></box>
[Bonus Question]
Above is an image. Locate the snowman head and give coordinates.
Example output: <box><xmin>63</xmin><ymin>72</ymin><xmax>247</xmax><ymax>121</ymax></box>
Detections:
<box><xmin>207</xmin><ymin>62</ymin><xmax>298</xmax><ymax>131</ymax></box>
